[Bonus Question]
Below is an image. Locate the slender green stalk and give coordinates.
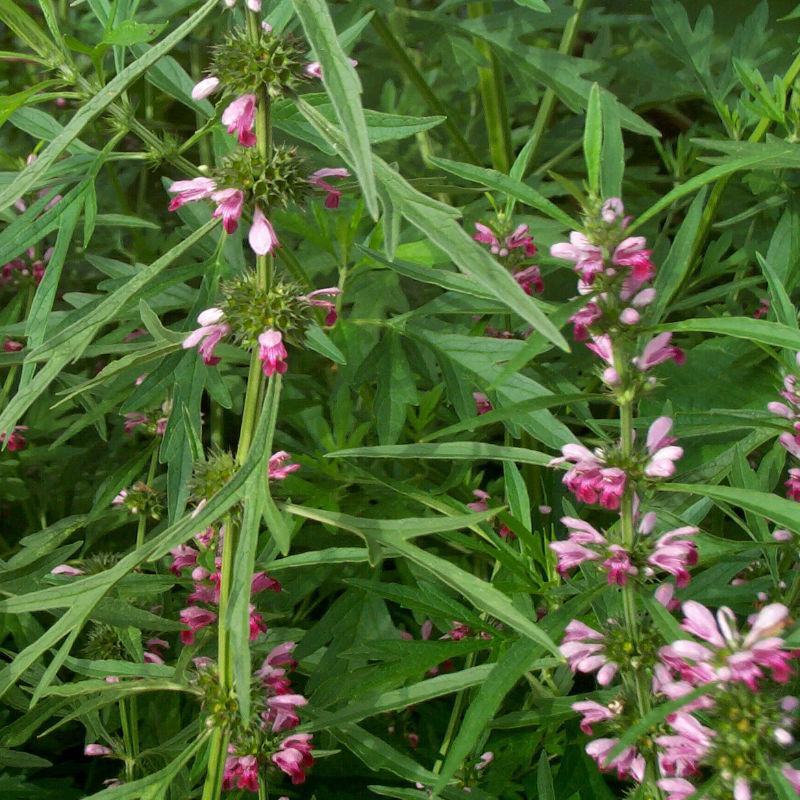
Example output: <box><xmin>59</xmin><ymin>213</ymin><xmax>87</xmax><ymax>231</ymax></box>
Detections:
<box><xmin>201</xmin><ymin>11</ymin><xmax>275</xmax><ymax>799</ymax></box>
<box><xmin>516</xmin><ymin>0</ymin><xmax>586</xmax><ymax>179</ymax></box>
<box><xmin>136</xmin><ymin>444</ymin><xmax>159</xmax><ymax>549</ymax></box>
<box><xmin>371</xmin><ymin>11</ymin><xmax>479</xmax><ymax>163</ymax></box>
<box><xmin>468</xmin><ymin>2</ymin><xmax>512</xmax><ymax>173</ymax></box>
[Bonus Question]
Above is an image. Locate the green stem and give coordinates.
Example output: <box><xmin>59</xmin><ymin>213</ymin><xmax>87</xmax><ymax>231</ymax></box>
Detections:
<box><xmin>200</xmin><ymin>10</ymin><xmax>275</xmax><ymax>800</ymax></box>
<box><xmin>136</xmin><ymin>444</ymin><xmax>159</xmax><ymax>549</ymax></box>
<box><xmin>371</xmin><ymin>11</ymin><xmax>479</xmax><ymax>163</ymax></box>
<box><xmin>468</xmin><ymin>2</ymin><xmax>512</xmax><ymax>173</ymax></box>
<box><xmin>515</xmin><ymin>0</ymin><xmax>586</xmax><ymax>179</ymax></box>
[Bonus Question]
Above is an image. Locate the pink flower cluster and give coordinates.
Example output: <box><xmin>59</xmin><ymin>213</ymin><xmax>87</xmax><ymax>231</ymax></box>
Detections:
<box><xmin>0</xmin><ymin>425</ymin><xmax>28</xmax><ymax>452</ymax></box>
<box><xmin>170</xmin><ymin>534</ymin><xmax>278</xmax><ymax>646</ymax></box>
<box><xmin>223</xmin><ymin>642</ymin><xmax>314</xmax><ymax>792</ymax></box>
<box><xmin>473</xmin><ymin>221</ymin><xmax>543</xmax><ymax>296</ymax></box>
<box><xmin>550</xmin><ymin>416</ymin><xmax>683</xmax><ymax>510</ymax></box>
<box><xmin>1</xmin><ymin>246</ymin><xmax>50</xmax><ymax>289</ymax></box>
<box><xmin>550</xmin><ymin>514</ymin><xmax>698</xmax><ymax>588</ymax></box>
<box><xmin>568</xmin><ymin>601</ymin><xmax>799</xmax><ymax>798</ymax></box>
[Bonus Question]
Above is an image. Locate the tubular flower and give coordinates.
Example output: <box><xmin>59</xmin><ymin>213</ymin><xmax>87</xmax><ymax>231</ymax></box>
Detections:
<box><xmin>191</xmin><ymin>76</ymin><xmax>220</xmax><ymax>100</ymax></box>
<box><xmin>549</xmin><ymin>443</ymin><xmax>627</xmax><ymax>510</ymax></box>
<box><xmin>179</xmin><ymin>606</ymin><xmax>217</xmax><ymax>645</ymax></box>
<box><xmin>182</xmin><ymin>308</ymin><xmax>231</xmax><ymax>366</ymax></box>
<box><xmin>298</xmin><ymin>287</ymin><xmax>341</xmax><ymax>325</ymax></box>
<box><xmin>550</xmin><ymin>232</ymin><xmax>605</xmax><ymax>283</ymax></box>
<box><xmin>211</xmin><ymin>188</ymin><xmax>245</xmax><ymax>234</ymax></box>
<box><xmin>0</xmin><ymin>425</ymin><xmax>28</xmax><ymax>452</ymax></box>
<box><xmin>632</xmin><ymin>332</ymin><xmax>686</xmax><ymax>371</ymax></box>
<box><xmin>221</xmin><ymin>94</ymin><xmax>257</xmax><ymax>147</ymax></box>
<box><xmin>264</xmin><ymin>693</ymin><xmax>308</xmax><ymax>732</ymax></box>
<box><xmin>473</xmin><ymin>392</ymin><xmax>492</xmax><ymax>415</ymax></box>
<box><xmin>571</xmin><ymin>700</ymin><xmax>617</xmax><ymax>735</ymax></box>
<box><xmin>309</xmin><ymin>167</ymin><xmax>350</xmax><ymax>208</ymax></box>
<box><xmin>268</xmin><ymin>450</ymin><xmax>300</xmax><ymax>480</ymax></box>
<box><xmin>560</xmin><ymin>620</ymin><xmax>619</xmax><ymax>685</ymax></box>
<box><xmin>585</xmin><ymin>738</ymin><xmax>645</xmax><ymax>783</ymax></box>
<box><xmin>654</xmin><ymin>711</ymin><xmax>714</xmax><ymax>777</ymax></box>
<box><xmin>257</xmin><ymin>329</ymin><xmax>288</xmax><ymax>377</ymax></box>
<box><xmin>549</xmin><ymin>517</ymin><xmax>605</xmax><ymax>574</ymax></box>
<box><xmin>271</xmin><ymin>733</ymin><xmax>314</xmax><ymax>784</ymax></box>
<box><xmin>513</xmin><ymin>264</ymin><xmax>544</xmax><ymax>295</ymax></box>
<box><xmin>248</xmin><ymin>206</ymin><xmax>280</xmax><ymax>255</ymax></box>
<box><xmin>84</xmin><ymin>744</ymin><xmax>113</xmax><ymax>757</ymax></box>
<box><xmin>647</xmin><ymin>527</ymin><xmax>698</xmax><ymax>587</ymax></box>
<box><xmin>167</xmin><ymin>177</ymin><xmax>217</xmax><ymax>211</ymax></box>
<box><xmin>644</xmin><ymin>416</ymin><xmax>683</xmax><ymax>478</ymax></box>
<box><xmin>222</xmin><ymin>754</ymin><xmax>260</xmax><ymax>793</ymax></box>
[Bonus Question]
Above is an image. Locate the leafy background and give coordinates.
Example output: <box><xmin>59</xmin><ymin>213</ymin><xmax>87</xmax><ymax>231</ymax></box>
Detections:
<box><xmin>1</xmin><ymin>0</ymin><xmax>800</xmax><ymax>797</ymax></box>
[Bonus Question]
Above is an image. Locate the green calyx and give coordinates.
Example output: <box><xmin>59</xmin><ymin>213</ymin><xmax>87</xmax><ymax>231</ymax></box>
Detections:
<box><xmin>214</xmin><ymin>145</ymin><xmax>309</xmax><ymax>212</ymax></box>
<box><xmin>221</xmin><ymin>272</ymin><xmax>316</xmax><ymax>349</ymax></box>
<box><xmin>212</xmin><ymin>29</ymin><xmax>309</xmax><ymax>99</ymax></box>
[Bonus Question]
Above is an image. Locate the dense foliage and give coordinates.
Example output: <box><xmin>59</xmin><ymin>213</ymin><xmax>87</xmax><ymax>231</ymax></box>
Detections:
<box><xmin>1</xmin><ymin>0</ymin><xmax>800</xmax><ymax>798</ymax></box>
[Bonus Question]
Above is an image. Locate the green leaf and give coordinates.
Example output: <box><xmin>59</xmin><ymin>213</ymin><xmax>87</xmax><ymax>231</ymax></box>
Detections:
<box><xmin>661</xmin><ymin>483</ymin><xmax>800</xmax><ymax>533</ymax></box>
<box><xmin>102</xmin><ymin>20</ymin><xmax>167</xmax><ymax>46</ymax></box>
<box><xmin>327</xmin><ymin>441</ymin><xmax>552</xmax><ymax>465</ymax></box>
<box><xmin>291</xmin><ymin>0</ymin><xmax>378</xmax><ymax>218</ymax></box>
<box><xmin>375</xmin><ymin>332</ymin><xmax>418</xmax><ymax>444</ymax></box>
<box><xmin>429</xmin><ymin>156</ymin><xmax>578</xmax><ymax>228</ymax></box>
<box><xmin>0</xmin><ymin>0</ymin><xmax>59</xmax><ymax>59</ymax></box>
<box><xmin>756</xmin><ymin>252</ymin><xmax>797</xmax><ymax>330</ymax></box>
<box><xmin>432</xmin><ymin>639</ymin><xmax>541</xmax><ymax>795</ymax></box>
<box><xmin>513</xmin><ymin>0</ymin><xmax>550</xmax><ymax>10</ymax></box>
<box><xmin>661</xmin><ymin>317</ymin><xmax>800</xmax><ymax>351</ymax></box>
<box><xmin>305</xmin><ymin>323</ymin><xmax>346</xmax><ymax>364</ymax></box>
<box><xmin>650</xmin><ymin>187</ymin><xmax>708</xmax><ymax>322</ymax></box>
<box><xmin>599</xmin><ymin>89</ymin><xmax>624</xmax><ymax>198</ymax></box>
<box><xmin>0</xmin><ymin>0</ymin><xmax>218</xmax><ymax>212</ymax></box>
<box><xmin>583</xmin><ymin>83</ymin><xmax>602</xmax><ymax>194</ymax></box>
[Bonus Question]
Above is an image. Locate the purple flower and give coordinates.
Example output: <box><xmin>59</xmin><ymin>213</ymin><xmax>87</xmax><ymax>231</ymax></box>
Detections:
<box><xmin>258</xmin><ymin>329</ymin><xmax>288</xmax><ymax>377</ymax></box>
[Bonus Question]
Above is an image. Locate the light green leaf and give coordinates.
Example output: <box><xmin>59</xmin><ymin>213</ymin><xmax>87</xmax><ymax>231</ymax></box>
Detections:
<box><xmin>327</xmin><ymin>441</ymin><xmax>552</xmax><ymax>465</ymax></box>
<box><xmin>583</xmin><ymin>83</ymin><xmax>602</xmax><ymax>194</ymax></box>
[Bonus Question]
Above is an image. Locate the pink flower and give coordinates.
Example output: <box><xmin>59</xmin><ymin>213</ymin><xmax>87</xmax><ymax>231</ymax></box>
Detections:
<box><xmin>221</xmin><ymin>94</ymin><xmax>257</xmax><ymax>147</ymax></box>
<box><xmin>506</xmin><ymin>224</ymin><xmax>537</xmax><ymax>256</ymax></box>
<box><xmin>657</xmin><ymin>777</ymin><xmax>697</xmax><ymax>800</ymax></box>
<box><xmin>191</xmin><ymin>76</ymin><xmax>220</xmax><ymax>100</ymax></box>
<box><xmin>475</xmin><ymin>751</ymin><xmax>494</xmax><ymax>771</ymax></box>
<box><xmin>473</xmin><ymin>392</ymin><xmax>492</xmax><ymax>415</ymax></box>
<box><xmin>648</xmin><ymin>527</ymin><xmax>698</xmax><ymax>587</ymax></box>
<box><xmin>179</xmin><ymin>606</ymin><xmax>217</xmax><ymax>645</ymax></box>
<box><xmin>268</xmin><ymin>450</ymin><xmax>299</xmax><ymax>480</ymax></box>
<box><xmin>585</xmin><ymin>738</ymin><xmax>645</xmax><ymax>782</ymax></box>
<box><xmin>473</xmin><ymin>222</ymin><xmax>501</xmax><ymax>253</ymax></box>
<box><xmin>551</xmin><ymin>443</ymin><xmax>627</xmax><ymax>510</ymax></box>
<box><xmin>513</xmin><ymin>265</ymin><xmax>544</xmax><ymax>295</ymax></box>
<box><xmin>223</xmin><ymin>754</ymin><xmax>260</xmax><ymax>793</ymax></box>
<box><xmin>602</xmin><ymin>545</ymin><xmax>637</xmax><ymax>586</ymax></box>
<box><xmin>661</xmin><ymin>601</ymin><xmax>793</xmax><ymax>689</ymax></box>
<box><xmin>309</xmin><ymin>167</ymin><xmax>350</xmax><ymax>208</ymax></box>
<box><xmin>612</xmin><ymin>237</ymin><xmax>655</xmax><ymax>285</ymax></box>
<box><xmin>183</xmin><ymin>308</ymin><xmax>230</xmax><ymax>366</ymax></box>
<box><xmin>211</xmin><ymin>188</ymin><xmax>244</xmax><ymax>234</ymax></box>
<box><xmin>169</xmin><ymin>544</ymin><xmax>199</xmax><ymax>575</ymax></box>
<box><xmin>560</xmin><ymin>620</ymin><xmax>619</xmax><ymax>685</ymax></box>
<box><xmin>571</xmin><ymin>700</ymin><xmax>616</xmax><ymax>734</ymax></box>
<box><xmin>0</xmin><ymin>425</ymin><xmax>27</xmax><ymax>451</ymax></box>
<box><xmin>258</xmin><ymin>329</ymin><xmax>288</xmax><ymax>377</ymax></box>
<box><xmin>782</xmin><ymin>765</ymin><xmax>800</xmax><ymax>793</ymax></box>
<box><xmin>256</xmin><ymin>642</ymin><xmax>296</xmax><ymax>694</ymax></box>
<box><xmin>3</xmin><ymin>339</ymin><xmax>22</xmax><ymax>352</ymax></box>
<box><xmin>271</xmin><ymin>733</ymin><xmax>314</xmax><ymax>784</ymax></box>
<box><xmin>569</xmin><ymin>301</ymin><xmax>602</xmax><ymax>341</ymax></box>
<box><xmin>550</xmin><ymin>232</ymin><xmax>605</xmax><ymax>283</ymax></box>
<box><xmin>144</xmin><ymin>638</ymin><xmax>169</xmax><ymax>665</ymax></box>
<box><xmin>249</xmin><ymin>606</ymin><xmax>268</xmax><ymax>641</ymax></box>
<box><xmin>251</xmin><ymin>572</ymin><xmax>281</xmax><ymax>594</ymax></box>
<box><xmin>84</xmin><ymin>744</ymin><xmax>113</xmax><ymax>757</ymax></box>
<box><xmin>298</xmin><ymin>287</ymin><xmax>341</xmax><ymax>326</ymax></box>
<box><xmin>645</xmin><ymin>416</ymin><xmax>683</xmax><ymax>478</ymax></box>
<box><xmin>305</xmin><ymin>58</ymin><xmax>357</xmax><ymax>79</ymax></box>
<box><xmin>264</xmin><ymin>693</ymin><xmax>308</xmax><ymax>732</ymax></box>
<box><xmin>167</xmin><ymin>177</ymin><xmax>217</xmax><ymax>211</ymax></box>
<box><xmin>601</xmin><ymin>197</ymin><xmax>624</xmax><ymax>223</ymax></box>
<box><xmin>633</xmin><ymin>332</ymin><xmax>685</xmax><ymax>371</ymax></box>
<box><xmin>467</xmin><ymin>489</ymin><xmax>490</xmax><ymax>513</ymax></box>
<box><xmin>786</xmin><ymin>468</ymin><xmax>800</xmax><ymax>501</ymax></box>
<box><xmin>655</xmin><ymin>712</ymin><xmax>714</xmax><ymax>777</ymax></box>
<box><xmin>248</xmin><ymin>206</ymin><xmax>280</xmax><ymax>255</ymax></box>
<box><xmin>51</xmin><ymin>564</ymin><xmax>83</xmax><ymax>576</ymax></box>
<box><xmin>550</xmin><ymin>534</ymin><xmax>602</xmax><ymax>575</ymax></box>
